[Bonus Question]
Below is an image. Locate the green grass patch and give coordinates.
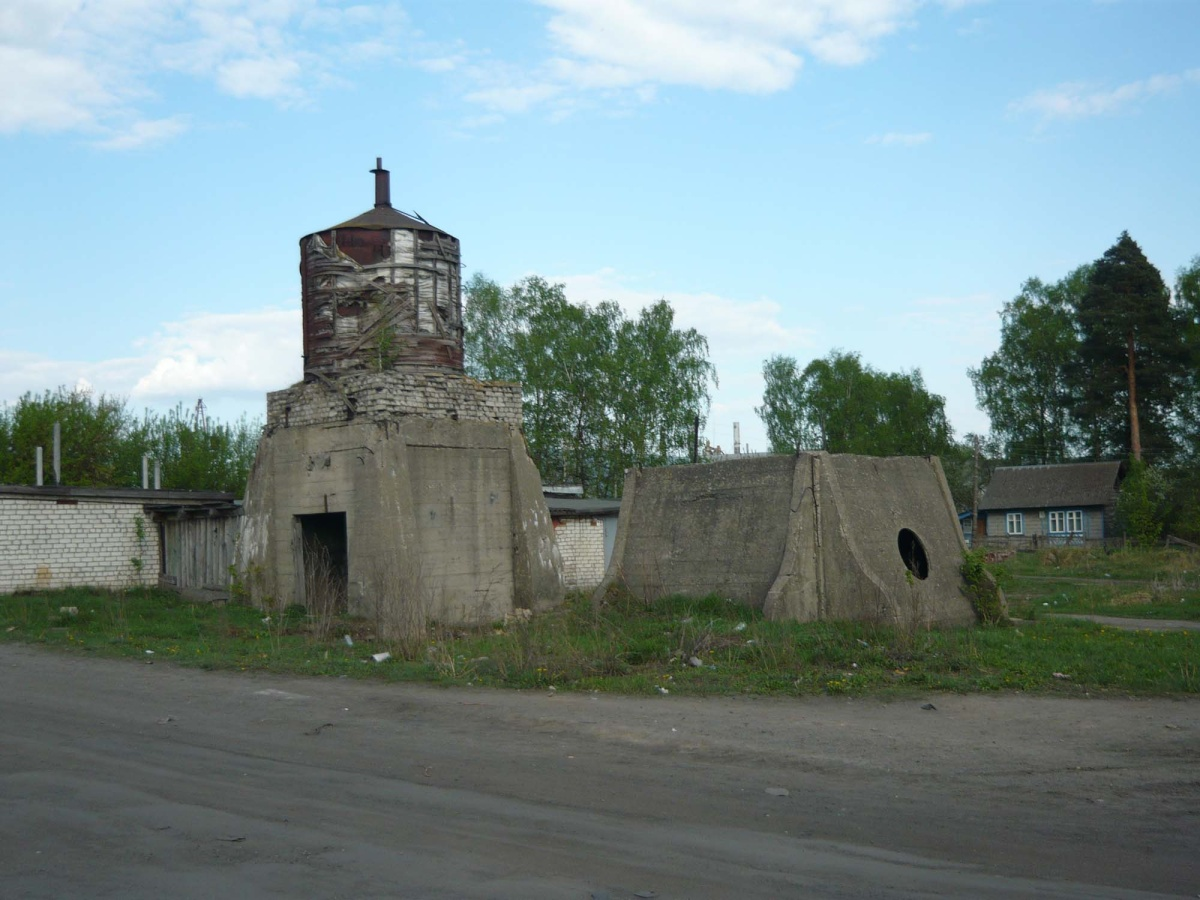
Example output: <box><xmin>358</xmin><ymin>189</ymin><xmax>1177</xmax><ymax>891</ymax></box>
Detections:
<box><xmin>998</xmin><ymin>545</ymin><xmax>1200</xmax><ymax>581</ymax></box>
<box><xmin>2</xmin><ymin>585</ymin><xmax>1195</xmax><ymax>696</ymax></box>
<box><xmin>993</xmin><ymin>547</ymin><xmax>1200</xmax><ymax>622</ymax></box>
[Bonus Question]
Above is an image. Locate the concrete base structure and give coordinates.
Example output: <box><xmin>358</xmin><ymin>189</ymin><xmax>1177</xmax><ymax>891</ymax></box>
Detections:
<box><xmin>596</xmin><ymin>453</ymin><xmax>978</xmax><ymax>627</ymax></box>
<box><xmin>238</xmin><ymin>415</ymin><xmax>562</xmax><ymax>625</ymax></box>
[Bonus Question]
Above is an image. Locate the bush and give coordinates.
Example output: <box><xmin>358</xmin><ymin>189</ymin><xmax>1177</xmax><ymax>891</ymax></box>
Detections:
<box><xmin>961</xmin><ymin>549</ymin><xmax>1007</xmax><ymax>625</ymax></box>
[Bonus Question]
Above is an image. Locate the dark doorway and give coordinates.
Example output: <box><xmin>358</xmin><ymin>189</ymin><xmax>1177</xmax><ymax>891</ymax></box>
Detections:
<box><xmin>297</xmin><ymin>512</ymin><xmax>348</xmax><ymax>612</ymax></box>
<box><xmin>897</xmin><ymin>528</ymin><xmax>929</xmax><ymax>580</ymax></box>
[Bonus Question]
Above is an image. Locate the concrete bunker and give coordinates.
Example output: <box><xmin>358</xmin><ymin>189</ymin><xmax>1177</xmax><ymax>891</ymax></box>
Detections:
<box><xmin>237</xmin><ymin>160</ymin><xmax>563</xmax><ymax>625</ymax></box>
<box><xmin>596</xmin><ymin>452</ymin><xmax>978</xmax><ymax>627</ymax></box>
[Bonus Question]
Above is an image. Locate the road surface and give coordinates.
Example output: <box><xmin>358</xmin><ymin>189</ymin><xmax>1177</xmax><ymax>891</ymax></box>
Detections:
<box><xmin>1</xmin><ymin>644</ymin><xmax>1197</xmax><ymax>898</ymax></box>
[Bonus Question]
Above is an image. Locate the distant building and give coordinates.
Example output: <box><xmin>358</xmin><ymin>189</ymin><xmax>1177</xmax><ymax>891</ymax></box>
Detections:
<box><xmin>977</xmin><ymin>461</ymin><xmax>1127</xmax><ymax>547</ymax></box>
<box><xmin>543</xmin><ymin>491</ymin><xmax>621</xmax><ymax>590</ymax></box>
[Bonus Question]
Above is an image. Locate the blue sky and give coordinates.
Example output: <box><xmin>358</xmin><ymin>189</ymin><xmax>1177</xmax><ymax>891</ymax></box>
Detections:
<box><xmin>2</xmin><ymin>0</ymin><xmax>1198</xmax><ymax>455</ymax></box>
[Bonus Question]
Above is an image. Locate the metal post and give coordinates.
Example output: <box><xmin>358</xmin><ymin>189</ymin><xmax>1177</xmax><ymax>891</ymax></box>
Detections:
<box><xmin>154</xmin><ymin>459</ymin><xmax>161</xmax><ymax>490</ymax></box>
<box><xmin>52</xmin><ymin>422</ymin><xmax>61</xmax><ymax>484</ymax></box>
<box><xmin>142</xmin><ymin>455</ymin><xmax>150</xmax><ymax>490</ymax></box>
<box><xmin>733</xmin><ymin>422</ymin><xmax>741</xmax><ymax>456</ymax></box>
<box><xmin>36</xmin><ymin>447</ymin><xmax>43</xmax><ymax>486</ymax></box>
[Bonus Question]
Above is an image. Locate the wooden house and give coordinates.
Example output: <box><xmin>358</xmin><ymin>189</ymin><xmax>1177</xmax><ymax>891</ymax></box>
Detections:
<box><xmin>977</xmin><ymin>461</ymin><xmax>1126</xmax><ymax>547</ymax></box>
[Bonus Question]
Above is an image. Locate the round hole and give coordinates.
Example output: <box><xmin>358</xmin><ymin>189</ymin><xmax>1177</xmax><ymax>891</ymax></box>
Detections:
<box><xmin>897</xmin><ymin>528</ymin><xmax>929</xmax><ymax>580</ymax></box>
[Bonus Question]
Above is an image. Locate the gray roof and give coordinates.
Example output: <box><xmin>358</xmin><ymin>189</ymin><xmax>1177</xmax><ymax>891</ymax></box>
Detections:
<box><xmin>979</xmin><ymin>461</ymin><xmax>1125</xmax><ymax>512</ymax></box>
<box><xmin>545</xmin><ymin>497</ymin><xmax>622</xmax><ymax>517</ymax></box>
<box><xmin>0</xmin><ymin>485</ymin><xmax>236</xmax><ymax>504</ymax></box>
<box><xmin>314</xmin><ymin>205</ymin><xmax>455</xmax><ymax>237</ymax></box>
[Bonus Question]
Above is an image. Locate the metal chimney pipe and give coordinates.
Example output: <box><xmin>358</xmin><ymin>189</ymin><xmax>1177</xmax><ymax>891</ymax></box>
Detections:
<box><xmin>154</xmin><ymin>459</ymin><xmax>161</xmax><ymax>491</ymax></box>
<box><xmin>53</xmin><ymin>422</ymin><xmax>61</xmax><ymax>484</ymax></box>
<box><xmin>36</xmin><ymin>446</ymin><xmax>43</xmax><ymax>486</ymax></box>
<box><xmin>142</xmin><ymin>455</ymin><xmax>150</xmax><ymax>490</ymax></box>
<box><xmin>371</xmin><ymin>157</ymin><xmax>391</xmax><ymax>208</ymax></box>
<box><xmin>733</xmin><ymin>422</ymin><xmax>741</xmax><ymax>456</ymax></box>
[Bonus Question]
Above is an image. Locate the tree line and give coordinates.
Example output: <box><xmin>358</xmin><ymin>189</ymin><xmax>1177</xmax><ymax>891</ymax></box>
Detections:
<box><xmin>7</xmin><ymin>231</ymin><xmax>1196</xmax><ymax>543</ymax></box>
<box><xmin>969</xmin><ymin>232</ymin><xmax>1198</xmax><ymax>466</ymax></box>
<box><xmin>0</xmin><ymin>388</ymin><xmax>260</xmax><ymax>495</ymax></box>
<box><xmin>968</xmin><ymin>231</ymin><xmax>1200</xmax><ymax>541</ymax></box>
<box><xmin>464</xmin><ymin>274</ymin><xmax>716</xmax><ymax>499</ymax></box>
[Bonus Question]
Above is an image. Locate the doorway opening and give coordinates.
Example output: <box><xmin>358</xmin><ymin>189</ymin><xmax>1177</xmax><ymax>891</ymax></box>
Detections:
<box><xmin>297</xmin><ymin>512</ymin><xmax>348</xmax><ymax>614</ymax></box>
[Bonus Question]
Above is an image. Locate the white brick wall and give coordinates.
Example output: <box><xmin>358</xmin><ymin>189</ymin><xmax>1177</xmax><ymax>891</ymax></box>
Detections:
<box><xmin>0</xmin><ymin>498</ymin><xmax>161</xmax><ymax>593</ymax></box>
<box><xmin>553</xmin><ymin>517</ymin><xmax>606</xmax><ymax>589</ymax></box>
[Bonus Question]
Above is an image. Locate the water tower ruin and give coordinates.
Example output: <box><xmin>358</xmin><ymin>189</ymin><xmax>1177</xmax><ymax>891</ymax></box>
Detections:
<box><xmin>237</xmin><ymin>160</ymin><xmax>563</xmax><ymax>625</ymax></box>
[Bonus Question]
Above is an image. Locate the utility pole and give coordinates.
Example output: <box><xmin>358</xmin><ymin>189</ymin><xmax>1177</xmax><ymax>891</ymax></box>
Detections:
<box><xmin>972</xmin><ymin>434</ymin><xmax>981</xmax><ymax>543</ymax></box>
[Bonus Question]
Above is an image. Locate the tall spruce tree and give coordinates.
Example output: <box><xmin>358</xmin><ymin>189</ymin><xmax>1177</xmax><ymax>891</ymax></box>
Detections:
<box><xmin>1072</xmin><ymin>232</ymin><xmax>1186</xmax><ymax>462</ymax></box>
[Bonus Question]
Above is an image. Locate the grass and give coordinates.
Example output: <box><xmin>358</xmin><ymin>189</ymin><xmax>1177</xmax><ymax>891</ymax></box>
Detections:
<box><xmin>992</xmin><ymin>546</ymin><xmax>1200</xmax><ymax>622</ymax></box>
<box><xmin>1</xmin><ymin>583</ymin><xmax>1196</xmax><ymax>696</ymax></box>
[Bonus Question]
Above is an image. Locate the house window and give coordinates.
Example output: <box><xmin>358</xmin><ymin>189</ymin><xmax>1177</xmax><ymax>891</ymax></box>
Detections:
<box><xmin>1006</xmin><ymin>512</ymin><xmax>1024</xmax><ymax>535</ymax></box>
<box><xmin>1048</xmin><ymin>510</ymin><xmax>1084</xmax><ymax>534</ymax></box>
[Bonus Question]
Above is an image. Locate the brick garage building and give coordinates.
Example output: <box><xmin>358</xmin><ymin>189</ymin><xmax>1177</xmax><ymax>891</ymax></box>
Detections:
<box><xmin>0</xmin><ymin>485</ymin><xmax>234</xmax><ymax>593</ymax></box>
<box><xmin>545</xmin><ymin>493</ymin><xmax>621</xmax><ymax>590</ymax></box>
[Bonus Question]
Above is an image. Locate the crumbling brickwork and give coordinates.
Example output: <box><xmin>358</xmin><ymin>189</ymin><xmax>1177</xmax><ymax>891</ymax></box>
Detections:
<box><xmin>267</xmin><ymin>368</ymin><xmax>522</xmax><ymax>432</ymax></box>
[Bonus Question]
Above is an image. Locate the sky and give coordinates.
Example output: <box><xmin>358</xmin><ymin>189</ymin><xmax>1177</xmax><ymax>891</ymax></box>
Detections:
<box><xmin>2</xmin><ymin>0</ymin><xmax>1198</xmax><ymax>456</ymax></box>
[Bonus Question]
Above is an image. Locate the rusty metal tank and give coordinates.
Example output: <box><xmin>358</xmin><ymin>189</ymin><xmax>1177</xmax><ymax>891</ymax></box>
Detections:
<box><xmin>300</xmin><ymin>159</ymin><xmax>463</xmax><ymax>377</ymax></box>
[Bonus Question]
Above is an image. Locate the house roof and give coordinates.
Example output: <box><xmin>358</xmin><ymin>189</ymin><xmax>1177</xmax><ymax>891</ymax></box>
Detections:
<box><xmin>545</xmin><ymin>497</ymin><xmax>622</xmax><ymax>517</ymax></box>
<box><xmin>0</xmin><ymin>485</ymin><xmax>236</xmax><ymax>504</ymax></box>
<box><xmin>979</xmin><ymin>461</ymin><xmax>1125</xmax><ymax>512</ymax></box>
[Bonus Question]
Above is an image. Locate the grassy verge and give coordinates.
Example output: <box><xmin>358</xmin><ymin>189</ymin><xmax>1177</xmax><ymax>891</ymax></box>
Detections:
<box><xmin>2</xmin><ymin>586</ymin><xmax>1195</xmax><ymax>696</ymax></box>
<box><xmin>992</xmin><ymin>547</ymin><xmax>1200</xmax><ymax>622</ymax></box>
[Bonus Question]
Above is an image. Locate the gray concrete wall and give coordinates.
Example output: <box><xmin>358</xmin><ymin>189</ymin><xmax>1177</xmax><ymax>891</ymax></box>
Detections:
<box><xmin>597</xmin><ymin>453</ymin><xmax>978</xmax><ymax>627</ymax></box>
<box><xmin>237</xmin><ymin>418</ymin><xmax>563</xmax><ymax>624</ymax></box>
<box><xmin>600</xmin><ymin>455</ymin><xmax>796</xmax><ymax>604</ymax></box>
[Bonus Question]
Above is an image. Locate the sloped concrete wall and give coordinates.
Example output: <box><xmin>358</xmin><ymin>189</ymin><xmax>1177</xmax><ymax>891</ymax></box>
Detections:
<box><xmin>597</xmin><ymin>453</ymin><xmax>977</xmax><ymax>627</ymax></box>
<box><xmin>237</xmin><ymin>418</ymin><xmax>563</xmax><ymax>624</ymax></box>
<box><xmin>602</xmin><ymin>456</ymin><xmax>796</xmax><ymax>604</ymax></box>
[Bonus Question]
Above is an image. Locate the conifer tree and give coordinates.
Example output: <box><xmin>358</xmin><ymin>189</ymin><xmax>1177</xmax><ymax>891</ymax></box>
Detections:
<box><xmin>1073</xmin><ymin>232</ymin><xmax>1187</xmax><ymax>462</ymax></box>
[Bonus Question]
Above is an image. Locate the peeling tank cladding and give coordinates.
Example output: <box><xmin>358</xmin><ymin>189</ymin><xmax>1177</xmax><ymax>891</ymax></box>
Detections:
<box><xmin>300</xmin><ymin>158</ymin><xmax>463</xmax><ymax>375</ymax></box>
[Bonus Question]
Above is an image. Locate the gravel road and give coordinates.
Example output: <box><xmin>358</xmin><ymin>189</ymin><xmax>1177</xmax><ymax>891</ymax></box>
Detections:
<box><xmin>1</xmin><ymin>644</ymin><xmax>1196</xmax><ymax>899</ymax></box>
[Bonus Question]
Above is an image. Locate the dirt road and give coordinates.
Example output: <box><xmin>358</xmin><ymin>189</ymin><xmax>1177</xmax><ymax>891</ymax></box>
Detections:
<box><xmin>1</xmin><ymin>644</ymin><xmax>1196</xmax><ymax>898</ymax></box>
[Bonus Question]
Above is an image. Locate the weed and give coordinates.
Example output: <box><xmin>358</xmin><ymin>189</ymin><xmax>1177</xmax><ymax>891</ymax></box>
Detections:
<box><xmin>2</xmin><ymin>574</ymin><xmax>1196</xmax><ymax>696</ymax></box>
<box><xmin>961</xmin><ymin>548</ymin><xmax>1007</xmax><ymax>625</ymax></box>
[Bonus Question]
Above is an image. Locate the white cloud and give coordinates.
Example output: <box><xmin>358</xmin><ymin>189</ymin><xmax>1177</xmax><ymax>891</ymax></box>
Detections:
<box><xmin>216</xmin><ymin>56</ymin><xmax>305</xmax><ymax>100</ymax></box>
<box><xmin>544</xmin><ymin>267</ymin><xmax>814</xmax><ymax>452</ymax></box>
<box><xmin>540</xmin><ymin>0</ymin><xmax>921</xmax><ymax>85</ymax></box>
<box><xmin>866</xmin><ymin>131</ymin><xmax>931</xmax><ymax>146</ymax></box>
<box><xmin>0</xmin><ymin>45</ymin><xmax>112</xmax><ymax>132</ymax></box>
<box><xmin>0</xmin><ymin>308</ymin><xmax>301</xmax><ymax>413</ymax></box>
<box><xmin>132</xmin><ymin>309</ymin><xmax>301</xmax><ymax>399</ymax></box>
<box><xmin>92</xmin><ymin>115</ymin><xmax>190</xmax><ymax>150</ymax></box>
<box><xmin>0</xmin><ymin>0</ymin><xmax>413</xmax><ymax>142</ymax></box>
<box><xmin>552</xmin><ymin>267</ymin><xmax>812</xmax><ymax>361</ymax></box>
<box><xmin>463</xmin><ymin>0</ymin><xmax>925</xmax><ymax>120</ymax></box>
<box><xmin>465</xmin><ymin>83</ymin><xmax>564</xmax><ymax>115</ymax></box>
<box><xmin>1011</xmin><ymin>68</ymin><xmax>1200</xmax><ymax>121</ymax></box>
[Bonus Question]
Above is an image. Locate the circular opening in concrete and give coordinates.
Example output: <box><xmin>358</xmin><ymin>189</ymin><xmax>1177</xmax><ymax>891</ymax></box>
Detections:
<box><xmin>897</xmin><ymin>528</ymin><xmax>929</xmax><ymax>580</ymax></box>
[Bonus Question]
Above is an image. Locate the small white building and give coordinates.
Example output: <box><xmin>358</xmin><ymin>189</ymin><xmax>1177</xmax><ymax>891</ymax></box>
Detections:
<box><xmin>0</xmin><ymin>485</ymin><xmax>235</xmax><ymax>594</ymax></box>
<box><xmin>544</xmin><ymin>490</ymin><xmax>621</xmax><ymax>591</ymax></box>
